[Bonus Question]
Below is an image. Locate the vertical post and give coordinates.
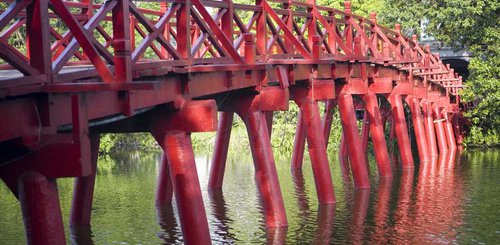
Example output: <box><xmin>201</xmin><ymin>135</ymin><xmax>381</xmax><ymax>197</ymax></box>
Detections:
<box><xmin>363</xmin><ymin>93</ymin><xmax>392</xmax><ymax>177</ymax></box>
<box><xmin>291</xmin><ymin>111</ymin><xmax>306</xmax><ymax>169</ymax></box>
<box><xmin>208</xmin><ymin>112</ymin><xmax>234</xmax><ymax>190</ymax></box>
<box><xmin>19</xmin><ymin>172</ymin><xmax>66</xmax><ymax>245</ymax></box>
<box><xmin>70</xmin><ymin>135</ymin><xmax>100</xmax><ymax>226</ymax></box>
<box><xmin>300</xmin><ymin>100</ymin><xmax>336</xmax><ymax>204</ymax></box>
<box><xmin>240</xmin><ymin>111</ymin><xmax>288</xmax><ymax>227</ymax></box>
<box><xmin>360</xmin><ymin>111</ymin><xmax>370</xmax><ymax>154</ymax></box>
<box><xmin>112</xmin><ymin>0</ymin><xmax>132</xmax><ymax>82</ymax></box>
<box><xmin>156</xmin><ymin>154</ymin><xmax>173</xmax><ymax>205</ymax></box>
<box><xmin>388</xmin><ymin>94</ymin><xmax>414</xmax><ymax>169</ymax></box>
<box><xmin>422</xmin><ymin>100</ymin><xmax>438</xmax><ymax>157</ymax></box>
<box><xmin>265</xmin><ymin>111</ymin><xmax>274</xmax><ymax>137</ymax></box>
<box><xmin>154</xmin><ymin>131</ymin><xmax>211</xmax><ymax>244</ymax></box>
<box><xmin>408</xmin><ymin>97</ymin><xmax>430</xmax><ymax>162</ymax></box>
<box><xmin>322</xmin><ymin>100</ymin><xmax>336</xmax><ymax>147</ymax></box>
<box><xmin>284</xmin><ymin>0</ymin><xmax>294</xmax><ymax>54</ymax></box>
<box><xmin>432</xmin><ymin>106</ymin><xmax>448</xmax><ymax>154</ymax></box>
<box><xmin>177</xmin><ymin>0</ymin><xmax>191</xmax><ymax>62</ymax></box>
<box><xmin>338</xmin><ymin>130</ymin><xmax>351</xmax><ymax>177</ymax></box>
<box><xmin>160</xmin><ymin>3</ymin><xmax>168</xmax><ymax>57</ymax></box>
<box><xmin>338</xmin><ymin>94</ymin><xmax>370</xmax><ymax>189</ymax></box>
<box><xmin>256</xmin><ymin>0</ymin><xmax>267</xmax><ymax>59</ymax></box>
<box><xmin>26</xmin><ymin>0</ymin><xmax>52</xmax><ymax>76</ymax></box>
<box><xmin>442</xmin><ymin>110</ymin><xmax>457</xmax><ymax>151</ymax></box>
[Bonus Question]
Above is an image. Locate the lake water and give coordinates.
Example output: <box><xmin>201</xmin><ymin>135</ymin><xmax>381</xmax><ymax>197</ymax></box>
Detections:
<box><xmin>0</xmin><ymin>149</ymin><xmax>499</xmax><ymax>244</ymax></box>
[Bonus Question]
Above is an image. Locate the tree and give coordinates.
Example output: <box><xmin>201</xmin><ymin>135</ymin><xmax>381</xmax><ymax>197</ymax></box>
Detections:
<box><xmin>380</xmin><ymin>0</ymin><xmax>500</xmax><ymax>147</ymax></box>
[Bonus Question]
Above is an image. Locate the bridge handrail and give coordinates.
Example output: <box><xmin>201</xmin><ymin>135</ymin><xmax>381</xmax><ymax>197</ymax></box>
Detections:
<box><xmin>0</xmin><ymin>0</ymin><xmax>462</xmax><ymax>95</ymax></box>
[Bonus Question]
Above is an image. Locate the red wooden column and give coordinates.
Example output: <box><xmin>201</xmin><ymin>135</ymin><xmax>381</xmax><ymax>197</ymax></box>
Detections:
<box><xmin>155</xmin><ymin>154</ymin><xmax>173</xmax><ymax>205</ymax></box>
<box><xmin>322</xmin><ymin>100</ymin><xmax>336</xmax><ymax>146</ymax></box>
<box><xmin>70</xmin><ymin>135</ymin><xmax>100</xmax><ymax>226</ymax></box>
<box><xmin>338</xmin><ymin>130</ymin><xmax>351</xmax><ymax>178</ymax></box>
<box><xmin>442</xmin><ymin>109</ymin><xmax>457</xmax><ymax>151</ymax></box>
<box><xmin>265</xmin><ymin>111</ymin><xmax>274</xmax><ymax>137</ymax></box>
<box><xmin>207</xmin><ymin>0</ymin><xmax>236</xmax><ymax>188</ymax></box>
<box><xmin>154</xmin><ymin>132</ymin><xmax>211</xmax><ymax>244</ymax></box>
<box><xmin>408</xmin><ymin>96</ymin><xmax>431</xmax><ymax>162</ymax></box>
<box><xmin>338</xmin><ymin>93</ymin><xmax>370</xmax><ymax>189</ymax></box>
<box><xmin>432</xmin><ymin>105</ymin><xmax>449</xmax><ymax>154</ymax></box>
<box><xmin>238</xmin><ymin>111</ymin><xmax>288</xmax><ymax>227</ymax></box>
<box><xmin>26</xmin><ymin>0</ymin><xmax>52</xmax><ymax>76</ymax></box>
<box><xmin>422</xmin><ymin>100</ymin><xmax>439</xmax><ymax>157</ymax></box>
<box><xmin>291</xmin><ymin>77</ymin><xmax>336</xmax><ymax>203</ymax></box>
<box><xmin>291</xmin><ymin>111</ymin><xmax>306</xmax><ymax>169</ymax></box>
<box><xmin>360</xmin><ymin>110</ymin><xmax>370</xmax><ymax>156</ymax></box>
<box><xmin>363</xmin><ymin>92</ymin><xmax>392</xmax><ymax>177</ymax></box>
<box><xmin>151</xmin><ymin>100</ymin><xmax>217</xmax><ymax>244</ymax></box>
<box><xmin>208</xmin><ymin>112</ymin><xmax>234</xmax><ymax>190</ymax></box>
<box><xmin>298</xmin><ymin>99</ymin><xmax>336</xmax><ymax>204</ymax></box>
<box><xmin>388</xmin><ymin>94</ymin><xmax>414</xmax><ymax>169</ymax></box>
<box><xmin>19</xmin><ymin>172</ymin><xmax>66</xmax><ymax>245</ymax></box>
<box><xmin>218</xmin><ymin>85</ymin><xmax>290</xmax><ymax>227</ymax></box>
<box><xmin>112</xmin><ymin>0</ymin><xmax>132</xmax><ymax>83</ymax></box>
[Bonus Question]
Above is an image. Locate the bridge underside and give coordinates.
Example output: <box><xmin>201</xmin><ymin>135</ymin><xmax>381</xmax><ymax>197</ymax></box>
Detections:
<box><xmin>0</xmin><ymin>0</ymin><xmax>464</xmax><ymax>244</ymax></box>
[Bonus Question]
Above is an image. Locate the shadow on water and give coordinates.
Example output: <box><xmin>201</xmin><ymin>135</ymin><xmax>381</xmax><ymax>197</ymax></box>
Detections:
<box><xmin>1</xmin><ymin>149</ymin><xmax>500</xmax><ymax>244</ymax></box>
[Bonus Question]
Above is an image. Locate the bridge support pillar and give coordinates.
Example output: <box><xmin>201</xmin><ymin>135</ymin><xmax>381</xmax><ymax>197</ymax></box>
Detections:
<box><xmin>291</xmin><ymin>111</ymin><xmax>306</xmax><ymax>169</ymax></box>
<box><xmin>322</xmin><ymin>100</ymin><xmax>336</xmax><ymax>146</ymax></box>
<box><xmin>239</xmin><ymin>111</ymin><xmax>288</xmax><ymax>227</ymax></box>
<box><xmin>363</xmin><ymin>93</ymin><xmax>392</xmax><ymax>177</ymax></box>
<box><xmin>360</xmin><ymin>111</ymin><xmax>370</xmax><ymax>160</ymax></box>
<box><xmin>70</xmin><ymin>135</ymin><xmax>100</xmax><ymax>226</ymax></box>
<box><xmin>432</xmin><ymin>106</ymin><xmax>449</xmax><ymax>154</ymax></box>
<box><xmin>338</xmin><ymin>94</ymin><xmax>370</xmax><ymax>188</ymax></box>
<box><xmin>442</xmin><ymin>110</ymin><xmax>457</xmax><ymax>151</ymax></box>
<box><xmin>208</xmin><ymin>112</ymin><xmax>234</xmax><ymax>190</ymax></box>
<box><xmin>151</xmin><ymin>100</ymin><xmax>217</xmax><ymax>244</ymax></box>
<box><xmin>297</xmin><ymin>99</ymin><xmax>336</xmax><ymax>204</ymax></box>
<box><xmin>452</xmin><ymin>112</ymin><xmax>464</xmax><ymax>146</ymax></box>
<box><xmin>216</xmin><ymin>86</ymin><xmax>289</xmax><ymax>227</ymax></box>
<box><xmin>388</xmin><ymin>94</ymin><xmax>414</xmax><ymax>169</ymax></box>
<box><xmin>155</xmin><ymin>154</ymin><xmax>173</xmax><ymax>205</ymax></box>
<box><xmin>154</xmin><ymin>132</ymin><xmax>212</xmax><ymax>244</ymax></box>
<box><xmin>408</xmin><ymin>97</ymin><xmax>431</xmax><ymax>162</ymax></box>
<box><xmin>19</xmin><ymin>172</ymin><xmax>66</xmax><ymax>245</ymax></box>
<box><xmin>338</xmin><ymin>130</ymin><xmax>351</xmax><ymax>178</ymax></box>
<box><xmin>422</xmin><ymin>101</ymin><xmax>439</xmax><ymax>157</ymax></box>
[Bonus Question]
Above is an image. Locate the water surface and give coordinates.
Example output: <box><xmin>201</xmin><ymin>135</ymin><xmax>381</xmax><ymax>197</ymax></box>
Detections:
<box><xmin>0</xmin><ymin>150</ymin><xmax>499</xmax><ymax>244</ymax></box>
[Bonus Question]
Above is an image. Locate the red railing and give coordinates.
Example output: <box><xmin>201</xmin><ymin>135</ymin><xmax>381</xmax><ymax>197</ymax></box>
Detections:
<box><xmin>0</xmin><ymin>0</ymin><xmax>463</xmax><ymax>95</ymax></box>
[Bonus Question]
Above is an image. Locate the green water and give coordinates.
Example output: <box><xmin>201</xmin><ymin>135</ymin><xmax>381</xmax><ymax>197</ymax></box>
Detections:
<box><xmin>0</xmin><ymin>150</ymin><xmax>499</xmax><ymax>244</ymax></box>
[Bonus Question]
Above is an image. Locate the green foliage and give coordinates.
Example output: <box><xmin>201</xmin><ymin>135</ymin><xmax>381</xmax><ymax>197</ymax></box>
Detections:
<box><xmin>380</xmin><ymin>0</ymin><xmax>500</xmax><ymax>147</ymax></box>
<box><xmin>99</xmin><ymin>133</ymin><xmax>159</xmax><ymax>154</ymax></box>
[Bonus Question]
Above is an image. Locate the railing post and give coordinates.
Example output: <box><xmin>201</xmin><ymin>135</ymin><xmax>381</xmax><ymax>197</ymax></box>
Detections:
<box><xmin>112</xmin><ymin>0</ymin><xmax>132</xmax><ymax>83</ymax></box>
<box><xmin>256</xmin><ymin>0</ymin><xmax>267</xmax><ymax>59</ymax></box>
<box><xmin>26</xmin><ymin>0</ymin><xmax>52</xmax><ymax>78</ymax></box>
<box><xmin>177</xmin><ymin>0</ymin><xmax>191</xmax><ymax>63</ymax></box>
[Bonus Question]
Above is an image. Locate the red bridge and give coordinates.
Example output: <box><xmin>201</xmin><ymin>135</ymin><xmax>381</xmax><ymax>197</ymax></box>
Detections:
<box><xmin>0</xmin><ymin>0</ymin><xmax>464</xmax><ymax>243</ymax></box>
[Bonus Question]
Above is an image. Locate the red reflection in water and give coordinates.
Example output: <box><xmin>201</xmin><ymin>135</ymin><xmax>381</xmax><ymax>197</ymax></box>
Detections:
<box><xmin>266</xmin><ymin>227</ymin><xmax>287</xmax><ymax>244</ymax></box>
<box><xmin>314</xmin><ymin>204</ymin><xmax>336</xmax><ymax>244</ymax></box>
<box><xmin>395</xmin><ymin>149</ymin><xmax>464</xmax><ymax>244</ymax></box>
<box><xmin>349</xmin><ymin>189</ymin><xmax>370</xmax><ymax>244</ymax></box>
<box><xmin>370</xmin><ymin>178</ymin><xmax>393</xmax><ymax>244</ymax></box>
